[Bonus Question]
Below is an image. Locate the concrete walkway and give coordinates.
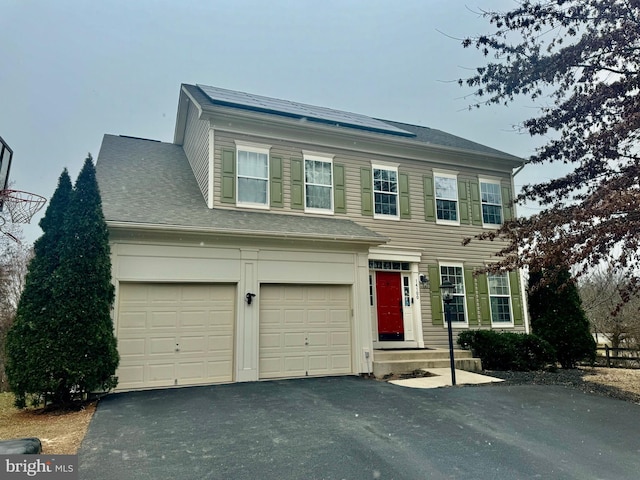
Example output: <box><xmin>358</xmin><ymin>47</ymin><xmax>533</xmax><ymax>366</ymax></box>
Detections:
<box><xmin>389</xmin><ymin>368</ymin><xmax>504</xmax><ymax>388</ymax></box>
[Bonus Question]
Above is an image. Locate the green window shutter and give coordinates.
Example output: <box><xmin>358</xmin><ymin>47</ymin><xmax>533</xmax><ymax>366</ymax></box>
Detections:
<box><xmin>470</xmin><ymin>180</ymin><xmax>482</xmax><ymax>226</ymax></box>
<box><xmin>270</xmin><ymin>156</ymin><xmax>283</xmax><ymax>208</ymax></box>
<box><xmin>458</xmin><ymin>180</ymin><xmax>470</xmax><ymax>224</ymax></box>
<box><xmin>334</xmin><ymin>164</ymin><xmax>346</xmax><ymax>214</ymax></box>
<box><xmin>423</xmin><ymin>175</ymin><xmax>435</xmax><ymax>222</ymax></box>
<box><xmin>399</xmin><ymin>172</ymin><xmax>410</xmax><ymax>219</ymax></box>
<box><xmin>509</xmin><ymin>270</ymin><xmax>524</xmax><ymax>325</ymax></box>
<box><xmin>221</xmin><ymin>149</ymin><xmax>236</xmax><ymax>204</ymax></box>
<box><xmin>291</xmin><ymin>157</ymin><xmax>304</xmax><ymax>210</ymax></box>
<box><xmin>464</xmin><ymin>267</ymin><xmax>478</xmax><ymax>325</ymax></box>
<box><xmin>478</xmin><ymin>273</ymin><xmax>491</xmax><ymax>326</ymax></box>
<box><xmin>360</xmin><ymin>167</ymin><xmax>373</xmax><ymax>216</ymax></box>
<box><xmin>429</xmin><ymin>264</ymin><xmax>443</xmax><ymax>326</ymax></box>
<box><xmin>502</xmin><ymin>185</ymin><xmax>514</xmax><ymax>222</ymax></box>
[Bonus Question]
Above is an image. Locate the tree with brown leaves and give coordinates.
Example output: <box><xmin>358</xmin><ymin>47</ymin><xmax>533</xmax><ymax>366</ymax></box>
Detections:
<box><xmin>461</xmin><ymin>1</ymin><xmax>640</xmax><ymax>291</ymax></box>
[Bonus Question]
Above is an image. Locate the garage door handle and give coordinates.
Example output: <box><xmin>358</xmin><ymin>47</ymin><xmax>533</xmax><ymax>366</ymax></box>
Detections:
<box><xmin>175</xmin><ymin>344</ymin><xmax>180</xmax><ymax>352</ymax></box>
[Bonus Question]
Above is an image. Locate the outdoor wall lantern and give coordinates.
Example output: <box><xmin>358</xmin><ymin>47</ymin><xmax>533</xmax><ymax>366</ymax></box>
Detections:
<box><xmin>440</xmin><ymin>280</ymin><xmax>457</xmax><ymax>386</ymax></box>
<box><xmin>419</xmin><ymin>273</ymin><xmax>429</xmax><ymax>289</ymax></box>
<box><xmin>245</xmin><ymin>292</ymin><xmax>256</xmax><ymax>305</ymax></box>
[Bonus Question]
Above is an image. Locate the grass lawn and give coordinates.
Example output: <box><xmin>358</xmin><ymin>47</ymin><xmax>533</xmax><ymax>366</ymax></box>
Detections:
<box><xmin>0</xmin><ymin>392</ymin><xmax>96</xmax><ymax>454</ymax></box>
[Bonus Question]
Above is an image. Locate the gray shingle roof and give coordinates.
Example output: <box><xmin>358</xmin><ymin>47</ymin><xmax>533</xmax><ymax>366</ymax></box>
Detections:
<box><xmin>187</xmin><ymin>83</ymin><xmax>522</xmax><ymax>161</ymax></box>
<box><xmin>378</xmin><ymin>120</ymin><xmax>522</xmax><ymax>161</ymax></box>
<box><xmin>95</xmin><ymin>134</ymin><xmax>386</xmax><ymax>243</ymax></box>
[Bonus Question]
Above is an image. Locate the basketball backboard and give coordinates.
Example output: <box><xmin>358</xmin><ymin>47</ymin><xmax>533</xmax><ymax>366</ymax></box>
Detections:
<box><xmin>0</xmin><ymin>135</ymin><xmax>12</xmax><ymax>193</ymax></box>
<box><xmin>0</xmin><ymin>135</ymin><xmax>13</xmax><ymax>213</ymax></box>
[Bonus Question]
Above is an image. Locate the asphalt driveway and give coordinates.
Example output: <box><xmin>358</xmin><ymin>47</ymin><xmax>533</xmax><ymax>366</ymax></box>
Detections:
<box><xmin>79</xmin><ymin>376</ymin><xmax>640</xmax><ymax>480</ymax></box>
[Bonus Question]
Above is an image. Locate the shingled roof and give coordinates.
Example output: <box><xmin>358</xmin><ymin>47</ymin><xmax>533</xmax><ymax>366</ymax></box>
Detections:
<box><xmin>95</xmin><ymin>134</ymin><xmax>386</xmax><ymax>244</ymax></box>
<box><xmin>184</xmin><ymin>83</ymin><xmax>522</xmax><ymax>162</ymax></box>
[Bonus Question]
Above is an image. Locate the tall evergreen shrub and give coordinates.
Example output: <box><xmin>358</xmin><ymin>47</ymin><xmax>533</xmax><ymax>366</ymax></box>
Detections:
<box><xmin>6</xmin><ymin>156</ymin><xmax>118</xmax><ymax>407</ymax></box>
<box><xmin>528</xmin><ymin>267</ymin><xmax>596</xmax><ymax>368</ymax></box>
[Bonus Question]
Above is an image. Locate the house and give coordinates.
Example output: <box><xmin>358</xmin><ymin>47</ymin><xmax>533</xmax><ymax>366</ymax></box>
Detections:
<box><xmin>95</xmin><ymin>84</ymin><xmax>527</xmax><ymax>391</ymax></box>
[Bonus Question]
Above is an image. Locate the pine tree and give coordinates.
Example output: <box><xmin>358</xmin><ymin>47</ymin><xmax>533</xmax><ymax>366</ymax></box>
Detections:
<box><xmin>49</xmin><ymin>155</ymin><xmax>119</xmax><ymax>405</ymax></box>
<box><xmin>6</xmin><ymin>169</ymin><xmax>73</xmax><ymax>407</ymax></box>
<box><xmin>528</xmin><ymin>267</ymin><xmax>596</xmax><ymax>369</ymax></box>
<box><xmin>6</xmin><ymin>156</ymin><xmax>119</xmax><ymax>408</ymax></box>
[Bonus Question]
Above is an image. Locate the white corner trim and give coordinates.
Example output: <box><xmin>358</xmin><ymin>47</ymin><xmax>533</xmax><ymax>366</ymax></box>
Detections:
<box><xmin>208</xmin><ymin>127</ymin><xmax>215</xmax><ymax>209</ymax></box>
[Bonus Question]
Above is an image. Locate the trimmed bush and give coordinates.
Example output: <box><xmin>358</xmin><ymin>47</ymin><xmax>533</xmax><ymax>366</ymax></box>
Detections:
<box><xmin>458</xmin><ymin>330</ymin><xmax>556</xmax><ymax>371</ymax></box>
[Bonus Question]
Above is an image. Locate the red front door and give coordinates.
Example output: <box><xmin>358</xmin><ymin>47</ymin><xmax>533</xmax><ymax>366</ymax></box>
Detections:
<box><xmin>375</xmin><ymin>271</ymin><xmax>404</xmax><ymax>341</ymax></box>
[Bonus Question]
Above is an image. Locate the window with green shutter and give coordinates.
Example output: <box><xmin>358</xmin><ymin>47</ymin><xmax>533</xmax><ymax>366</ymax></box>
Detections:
<box><xmin>334</xmin><ymin>164</ymin><xmax>346</xmax><ymax>214</ymax></box>
<box><xmin>399</xmin><ymin>172</ymin><xmax>410</xmax><ymax>219</ymax></box>
<box><xmin>221</xmin><ymin>149</ymin><xmax>236</xmax><ymax>204</ymax></box>
<box><xmin>360</xmin><ymin>167</ymin><xmax>373</xmax><ymax>216</ymax></box>
<box><xmin>304</xmin><ymin>153</ymin><xmax>334</xmax><ymax>213</ymax></box>
<box><xmin>270</xmin><ymin>156</ymin><xmax>283</xmax><ymax>208</ymax></box>
<box><xmin>423</xmin><ymin>174</ymin><xmax>435</xmax><ymax>222</ymax></box>
<box><xmin>428</xmin><ymin>265</ymin><xmax>443</xmax><ymax>326</ymax></box>
<box><xmin>290</xmin><ymin>157</ymin><xmax>304</xmax><ymax>210</ymax></box>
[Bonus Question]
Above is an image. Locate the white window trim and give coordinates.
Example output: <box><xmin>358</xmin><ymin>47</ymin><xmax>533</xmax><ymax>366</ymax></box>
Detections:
<box><xmin>434</xmin><ymin>171</ymin><xmax>460</xmax><ymax>226</ymax></box>
<box><xmin>479</xmin><ymin>177</ymin><xmax>503</xmax><ymax>229</ymax></box>
<box><xmin>439</xmin><ymin>262</ymin><xmax>468</xmax><ymax>327</ymax></box>
<box><xmin>303</xmin><ymin>153</ymin><xmax>334</xmax><ymax>214</ymax></box>
<box><xmin>235</xmin><ymin>143</ymin><xmax>270</xmax><ymax>210</ymax></box>
<box><xmin>372</xmin><ymin>163</ymin><xmax>400</xmax><ymax>220</ymax></box>
<box><xmin>488</xmin><ymin>272</ymin><xmax>514</xmax><ymax>327</ymax></box>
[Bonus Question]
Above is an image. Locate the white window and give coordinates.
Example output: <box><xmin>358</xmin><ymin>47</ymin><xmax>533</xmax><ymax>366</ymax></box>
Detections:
<box><xmin>434</xmin><ymin>173</ymin><xmax>459</xmax><ymax>224</ymax></box>
<box><xmin>439</xmin><ymin>264</ymin><xmax>466</xmax><ymax>324</ymax></box>
<box><xmin>488</xmin><ymin>273</ymin><xmax>512</xmax><ymax>324</ymax></box>
<box><xmin>373</xmin><ymin>165</ymin><xmax>398</xmax><ymax>218</ymax></box>
<box><xmin>480</xmin><ymin>179</ymin><xmax>503</xmax><ymax>226</ymax></box>
<box><xmin>236</xmin><ymin>144</ymin><xmax>269</xmax><ymax>207</ymax></box>
<box><xmin>304</xmin><ymin>154</ymin><xmax>333</xmax><ymax>212</ymax></box>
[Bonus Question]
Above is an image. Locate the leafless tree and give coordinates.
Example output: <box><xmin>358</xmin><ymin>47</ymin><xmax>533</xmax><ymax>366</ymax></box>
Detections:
<box><xmin>0</xmin><ymin>221</ymin><xmax>32</xmax><ymax>391</ymax></box>
<box><xmin>579</xmin><ymin>266</ymin><xmax>640</xmax><ymax>350</ymax></box>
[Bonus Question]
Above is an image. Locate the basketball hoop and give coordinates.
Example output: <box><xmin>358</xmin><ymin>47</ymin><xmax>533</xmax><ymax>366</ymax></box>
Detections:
<box><xmin>0</xmin><ymin>189</ymin><xmax>47</xmax><ymax>224</ymax></box>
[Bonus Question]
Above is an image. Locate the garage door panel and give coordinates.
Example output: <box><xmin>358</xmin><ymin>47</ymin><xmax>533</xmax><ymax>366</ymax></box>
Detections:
<box><xmin>149</xmin><ymin>311</ymin><xmax>178</xmax><ymax>329</ymax></box>
<box><xmin>331</xmin><ymin>331</ymin><xmax>350</xmax><ymax>347</ymax></box>
<box><xmin>259</xmin><ymin>332</ymin><xmax>282</xmax><ymax>350</ymax></box>
<box><xmin>259</xmin><ymin>285</ymin><xmax>352</xmax><ymax>379</ymax></box>
<box><xmin>118</xmin><ymin>312</ymin><xmax>147</xmax><ymax>330</ymax></box>
<box><xmin>283</xmin><ymin>356</ymin><xmax>306</xmax><ymax>374</ymax></box>
<box><xmin>117</xmin><ymin>283</ymin><xmax>235</xmax><ymax>390</ymax></box>
<box><xmin>284</xmin><ymin>310</ymin><xmax>305</xmax><ymax>325</ymax></box>
<box><xmin>284</xmin><ymin>332</ymin><xmax>306</xmax><ymax>347</ymax></box>
<box><xmin>118</xmin><ymin>338</ymin><xmax>146</xmax><ymax>357</ymax></box>
<box><xmin>208</xmin><ymin>334</ymin><xmax>233</xmax><ymax>351</ymax></box>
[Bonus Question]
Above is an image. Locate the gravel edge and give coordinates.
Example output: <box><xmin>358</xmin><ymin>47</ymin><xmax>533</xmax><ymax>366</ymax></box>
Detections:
<box><xmin>478</xmin><ymin>368</ymin><xmax>640</xmax><ymax>404</ymax></box>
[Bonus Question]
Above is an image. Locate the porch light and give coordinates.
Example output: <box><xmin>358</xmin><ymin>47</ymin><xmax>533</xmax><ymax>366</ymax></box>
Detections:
<box><xmin>440</xmin><ymin>280</ymin><xmax>457</xmax><ymax>386</ymax></box>
<box><xmin>419</xmin><ymin>273</ymin><xmax>429</xmax><ymax>289</ymax></box>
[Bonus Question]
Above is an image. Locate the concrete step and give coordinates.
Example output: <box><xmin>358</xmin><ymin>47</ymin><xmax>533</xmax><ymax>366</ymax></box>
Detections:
<box><xmin>373</xmin><ymin>349</ymin><xmax>474</xmax><ymax>361</ymax></box>
<box><xmin>372</xmin><ymin>351</ymin><xmax>482</xmax><ymax>378</ymax></box>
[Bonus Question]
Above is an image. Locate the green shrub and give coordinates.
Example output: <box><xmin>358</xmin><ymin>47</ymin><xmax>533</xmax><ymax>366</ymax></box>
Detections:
<box><xmin>529</xmin><ymin>267</ymin><xmax>597</xmax><ymax>368</ymax></box>
<box><xmin>458</xmin><ymin>330</ymin><xmax>556</xmax><ymax>371</ymax></box>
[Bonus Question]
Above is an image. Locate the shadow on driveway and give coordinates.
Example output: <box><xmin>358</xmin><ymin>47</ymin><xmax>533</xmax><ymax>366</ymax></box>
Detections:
<box><xmin>79</xmin><ymin>376</ymin><xmax>640</xmax><ymax>480</ymax></box>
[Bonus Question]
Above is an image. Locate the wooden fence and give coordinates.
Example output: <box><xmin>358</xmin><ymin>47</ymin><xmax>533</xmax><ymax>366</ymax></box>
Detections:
<box><xmin>597</xmin><ymin>346</ymin><xmax>640</xmax><ymax>368</ymax></box>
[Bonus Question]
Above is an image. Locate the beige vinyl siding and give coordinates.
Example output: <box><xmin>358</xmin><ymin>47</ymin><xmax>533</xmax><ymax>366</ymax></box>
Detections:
<box><xmin>212</xmin><ymin>131</ymin><xmax>524</xmax><ymax>348</ymax></box>
<box><xmin>182</xmin><ymin>100</ymin><xmax>210</xmax><ymax>202</ymax></box>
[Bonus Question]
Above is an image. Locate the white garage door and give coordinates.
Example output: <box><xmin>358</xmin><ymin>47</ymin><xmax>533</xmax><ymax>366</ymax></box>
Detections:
<box><xmin>259</xmin><ymin>284</ymin><xmax>352</xmax><ymax>379</ymax></box>
<box><xmin>116</xmin><ymin>283</ymin><xmax>235</xmax><ymax>390</ymax></box>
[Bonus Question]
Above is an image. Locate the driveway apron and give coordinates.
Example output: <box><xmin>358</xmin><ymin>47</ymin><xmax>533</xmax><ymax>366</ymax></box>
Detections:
<box><xmin>79</xmin><ymin>376</ymin><xmax>640</xmax><ymax>480</ymax></box>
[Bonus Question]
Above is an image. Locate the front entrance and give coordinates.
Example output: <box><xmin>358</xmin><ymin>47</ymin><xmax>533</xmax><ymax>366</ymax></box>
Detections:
<box><xmin>375</xmin><ymin>271</ymin><xmax>404</xmax><ymax>341</ymax></box>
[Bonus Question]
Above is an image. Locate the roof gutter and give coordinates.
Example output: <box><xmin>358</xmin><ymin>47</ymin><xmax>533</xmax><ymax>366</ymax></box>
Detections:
<box><xmin>106</xmin><ymin>220</ymin><xmax>389</xmax><ymax>246</ymax></box>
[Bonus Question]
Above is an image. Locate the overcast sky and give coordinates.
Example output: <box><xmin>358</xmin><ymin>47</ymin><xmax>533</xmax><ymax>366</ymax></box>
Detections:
<box><xmin>1</xmin><ymin>0</ymin><xmax>556</xmax><ymax>243</ymax></box>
